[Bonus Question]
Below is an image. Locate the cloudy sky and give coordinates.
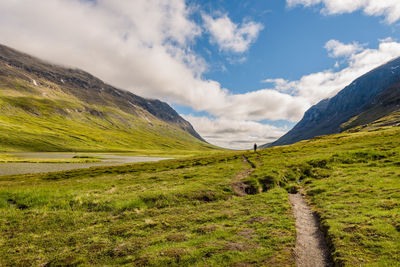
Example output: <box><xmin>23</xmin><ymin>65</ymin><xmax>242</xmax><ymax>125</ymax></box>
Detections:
<box><xmin>1</xmin><ymin>0</ymin><xmax>400</xmax><ymax>149</ymax></box>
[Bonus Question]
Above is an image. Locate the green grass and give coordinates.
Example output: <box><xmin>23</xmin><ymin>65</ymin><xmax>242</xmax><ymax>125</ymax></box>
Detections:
<box><xmin>0</xmin><ymin>120</ymin><xmax>399</xmax><ymax>265</ymax></box>
<box><xmin>344</xmin><ymin>109</ymin><xmax>400</xmax><ymax>133</ymax></box>
<box><xmin>0</xmin><ymin>154</ymin><xmax>295</xmax><ymax>266</ymax></box>
<box><xmin>255</xmin><ymin>126</ymin><xmax>400</xmax><ymax>266</ymax></box>
<box><xmin>298</xmin><ymin>142</ymin><xmax>400</xmax><ymax>265</ymax></box>
<box><xmin>304</xmin><ymin>162</ymin><xmax>400</xmax><ymax>265</ymax></box>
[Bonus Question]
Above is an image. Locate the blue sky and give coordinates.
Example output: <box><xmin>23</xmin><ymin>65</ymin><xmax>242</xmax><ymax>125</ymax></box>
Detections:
<box><xmin>1</xmin><ymin>0</ymin><xmax>400</xmax><ymax>148</ymax></box>
<box><xmin>172</xmin><ymin>0</ymin><xmax>400</xmax><ymax>147</ymax></box>
<box><xmin>179</xmin><ymin>0</ymin><xmax>398</xmax><ymax>101</ymax></box>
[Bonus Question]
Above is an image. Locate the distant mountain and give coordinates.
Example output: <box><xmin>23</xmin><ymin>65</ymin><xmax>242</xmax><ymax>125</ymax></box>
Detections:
<box><xmin>266</xmin><ymin>57</ymin><xmax>400</xmax><ymax>147</ymax></box>
<box><xmin>0</xmin><ymin>44</ymin><xmax>215</xmax><ymax>152</ymax></box>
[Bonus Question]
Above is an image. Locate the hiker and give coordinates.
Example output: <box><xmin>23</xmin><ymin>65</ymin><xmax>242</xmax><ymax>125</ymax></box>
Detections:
<box><xmin>254</xmin><ymin>143</ymin><xmax>257</xmax><ymax>152</ymax></box>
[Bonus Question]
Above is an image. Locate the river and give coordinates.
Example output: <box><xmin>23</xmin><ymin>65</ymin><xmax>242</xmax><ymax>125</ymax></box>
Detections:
<box><xmin>0</xmin><ymin>153</ymin><xmax>172</xmax><ymax>176</ymax></box>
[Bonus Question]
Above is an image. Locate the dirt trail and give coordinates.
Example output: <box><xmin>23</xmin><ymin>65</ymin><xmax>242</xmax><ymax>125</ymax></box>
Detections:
<box><xmin>231</xmin><ymin>155</ymin><xmax>256</xmax><ymax>196</ymax></box>
<box><xmin>289</xmin><ymin>192</ymin><xmax>332</xmax><ymax>267</ymax></box>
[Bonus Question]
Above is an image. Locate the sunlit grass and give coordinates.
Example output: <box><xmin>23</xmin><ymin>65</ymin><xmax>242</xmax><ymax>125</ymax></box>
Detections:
<box><xmin>0</xmin><ymin>116</ymin><xmax>399</xmax><ymax>265</ymax></box>
<box><xmin>0</xmin><ymin>154</ymin><xmax>295</xmax><ymax>266</ymax></box>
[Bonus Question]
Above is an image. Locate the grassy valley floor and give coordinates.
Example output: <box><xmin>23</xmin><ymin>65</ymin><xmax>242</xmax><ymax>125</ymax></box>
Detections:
<box><xmin>0</xmin><ymin>154</ymin><xmax>295</xmax><ymax>266</ymax></box>
<box><xmin>0</xmin><ymin>126</ymin><xmax>399</xmax><ymax>266</ymax></box>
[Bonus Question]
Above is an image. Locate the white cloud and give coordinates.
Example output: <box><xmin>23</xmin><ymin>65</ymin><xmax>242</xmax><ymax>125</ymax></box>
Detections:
<box><xmin>202</xmin><ymin>13</ymin><xmax>263</xmax><ymax>53</ymax></box>
<box><xmin>1</xmin><ymin>1</ymin><xmax>400</xmax><ymax>149</ymax></box>
<box><xmin>262</xmin><ymin>78</ymin><xmax>294</xmax><ymax>92</ymax></box>
<box><xmin>287</xmin><ymin>0</ymin><xmax>400</xmax><ymax>24</ymax></box>
<box><xmin>0</xmin><ymin>0</ymin><xmax>206</xmax><ymax>105</ymax></box>
<box><xmin>0</xmin><ymin>0</ymin><xmax>304</xmax><ymax>124</ymax></box>
<box><xmin>325</xmin><ymin>39</ymin><xmax>364</xmax><ymax>58</ymax></box>
<box><xmin>264</xmin><ymin>38</ymin><xmax>400</xmax><ymax>105</ymax></box>
<box><xmin>182</xmin><ymin>115</ymin><xmax>286</xmax><ymax>149</ymax></box>
<box><xmin>203</xmin><ymin>38</ymin><xmax>400</xmax><ymax>148</ymax></box>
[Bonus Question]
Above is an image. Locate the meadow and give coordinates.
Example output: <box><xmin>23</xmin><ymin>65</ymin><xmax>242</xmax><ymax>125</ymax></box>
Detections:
<box><xmin>0</xmin><ymin>125</ymin><xmax>399</xmax><ymax>266</ymax></box>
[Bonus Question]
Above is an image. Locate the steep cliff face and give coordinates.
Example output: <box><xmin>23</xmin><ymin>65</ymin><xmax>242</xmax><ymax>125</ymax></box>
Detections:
<box><xmin>268</xmin><ymin>57</ymin><xmax>400</xmax><ymax>147</ymax></box>
<box><xmin>0</xmin><ymin>44</ymin><xmax>212</xmax><ymax>151</ymax></box>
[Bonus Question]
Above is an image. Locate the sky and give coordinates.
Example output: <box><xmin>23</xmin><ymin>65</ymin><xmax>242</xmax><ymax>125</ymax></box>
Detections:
<box><xmin>1</xmin><ymin>0</ymin><xmax>400</xmax><ymax>149</ymax></box>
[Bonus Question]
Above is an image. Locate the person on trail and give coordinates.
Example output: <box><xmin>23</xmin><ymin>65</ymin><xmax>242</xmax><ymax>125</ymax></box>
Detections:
<box><xmin>254</xmin><ymin>143</ymin><xmax>257</xmax><ymax>152</ymax></box>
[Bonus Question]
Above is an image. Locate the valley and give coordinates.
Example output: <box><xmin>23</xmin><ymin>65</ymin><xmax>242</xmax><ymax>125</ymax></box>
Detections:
<box><xmin>0</xmin><ymin>43</ymin><xmax>399</xmax><ymax>266</ymax></box>
<box><xmin>1</xmin><ymin>122</ymin><xmax>399</xmax><ymax>266</ymax></box>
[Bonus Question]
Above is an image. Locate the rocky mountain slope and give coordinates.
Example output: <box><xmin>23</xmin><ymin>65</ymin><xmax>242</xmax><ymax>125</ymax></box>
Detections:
<box><xmin>0</xmin><ymin>44</ymin><xmax>214</xmax><ymax>152</ymax></box>
<box><xmin>267</xmin><ymin>57</ymin><xmax>400</xmax><ymax>147</ymax></box>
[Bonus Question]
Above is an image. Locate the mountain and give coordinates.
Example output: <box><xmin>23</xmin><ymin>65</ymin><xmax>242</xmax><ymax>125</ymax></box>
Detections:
<box><xmin>267</xmin><ymin>57</ymin><xmax>400</xmax><ymax>147</ymax></box>
<box><xmin>0</xmin><ymin>44</ymin><xmax>215</xmax><ymax>152</ymax></box>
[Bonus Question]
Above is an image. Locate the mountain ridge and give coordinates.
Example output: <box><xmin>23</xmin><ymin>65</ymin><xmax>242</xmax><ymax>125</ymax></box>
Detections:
<box><xmin>0</xmin><ymin>44</ymin><xmax>214</xmax><ymax>152</ymax></box>
<box><xmin>266</xmin><ymin>56</ymin><xmax>400</xmax><ymax>147</ymax></box>
<box><xmin>0</xmin><ymin>44</ymin><xmax>204</xmax><ymax>141</ymax></box>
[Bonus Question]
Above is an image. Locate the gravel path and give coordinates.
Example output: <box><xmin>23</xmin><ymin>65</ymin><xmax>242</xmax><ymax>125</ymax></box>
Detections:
<box><xmin>289</xmin><ymin>192</ymin><xmax>332</xmax><ymax>267</ymax></box>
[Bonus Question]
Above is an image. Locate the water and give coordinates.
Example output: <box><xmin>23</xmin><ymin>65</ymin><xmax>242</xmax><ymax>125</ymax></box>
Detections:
<box><xmin>0</xmin><ymin>153</ymin><xmax>172</xmax><ymax>176</ymax></box>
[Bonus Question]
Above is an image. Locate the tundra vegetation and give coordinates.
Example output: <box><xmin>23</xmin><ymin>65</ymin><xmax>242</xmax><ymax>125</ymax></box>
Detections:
<box><xmin>0</xmin><ymin>124</ymin><xmax>399</xmax><ymax>266</ymax></box>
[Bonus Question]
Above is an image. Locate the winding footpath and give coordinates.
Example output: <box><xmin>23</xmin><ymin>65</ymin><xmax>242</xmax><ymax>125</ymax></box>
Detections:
<box><xmin>232</xmin><ymin>154</ymin><xmax>332</xmax><ymax>266</ymax></box>
<box><xmin>289</xmin><ymin>192</ymin><xmax>332</xmax><ymax>267</ymax></box>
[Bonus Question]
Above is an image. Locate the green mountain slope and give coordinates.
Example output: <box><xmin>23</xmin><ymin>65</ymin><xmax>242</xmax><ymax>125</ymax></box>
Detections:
<box><xmin>0</xmin><ymin>44</ymin><xmax>216</xmax><ymax>152</ymax></box>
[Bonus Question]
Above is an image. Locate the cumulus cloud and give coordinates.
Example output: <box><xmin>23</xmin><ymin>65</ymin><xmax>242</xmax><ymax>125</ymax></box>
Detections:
<box><xmin>325</xmin><ymin>40</ymin><xmax>365</xmax><ymax>58</ymax></box>
<box><xmin>182</xmin><ymin>115</ymin><xmax>286</xmax><ymax>149</ymax></box>
<box><xmin>263</xmin><ymin>38</ymin><xmax>400</xmax><ymax>105</ymax></box>
<box><xmin>287</xmin><ymin>0</ymin><xmax>400</xmax><ymax>24</ymax></box>
<box><xmin>198</xmin><ymin>37</ymin><xmax>400</xmax><ymax>148</ymax></box>
<box><xmin>0</xmin><ymin>0</ymin><xmax>304</xmax><ymax>124</ymax></box>
<box><xmin>202</xmin><ymin>13</ymin><xmax>263</xmax><ymax>53</ymax></box>
<box><xmin>0</xmin><ymin>0</ymin><xmax>206</xmax><ymax>104</ymax></box>
<box><xmin>1</xmin><ymin>1</ymin><xmax>400</xmax><ymax>149</ymax></box>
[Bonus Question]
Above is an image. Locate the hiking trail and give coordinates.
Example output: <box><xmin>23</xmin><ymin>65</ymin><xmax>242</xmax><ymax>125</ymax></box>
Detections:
<box><xmin>289</xmin><ymin>192</ymin><xmax>332</xmax><ymax>267</ymax></box>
